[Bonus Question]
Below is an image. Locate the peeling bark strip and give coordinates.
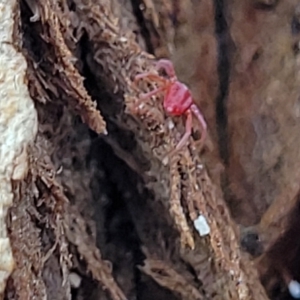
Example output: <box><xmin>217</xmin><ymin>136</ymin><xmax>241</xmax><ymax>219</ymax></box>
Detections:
<box><xmin>40</xmin><ymin>0</ymin><xmax>107</xmax><ymax>135</ymax></box>
<box><xmin>72</xmin><ymin>1</ymin><xmax>268</xmax><ymax>298</ymax></box>
<box><xmin>0</xmin><ymin>0</ymin><xmax>37</xmax><ymax>296</ymax></box>
<box><xmin>139</xmin><ymin>257</ymin><xmax>204</xmax><ymax>300</ymax></box>
<box><xmin>24</xmin><ymin>0</ymin><xmax>107</xmax><ymax>135</ymax></box>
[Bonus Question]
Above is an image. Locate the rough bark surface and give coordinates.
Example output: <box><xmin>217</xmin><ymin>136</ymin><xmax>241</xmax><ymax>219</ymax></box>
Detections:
<box><xmin>1</xmin><ymin>0</ymin><xmax>299</xmax><ymax>300</ymax></box>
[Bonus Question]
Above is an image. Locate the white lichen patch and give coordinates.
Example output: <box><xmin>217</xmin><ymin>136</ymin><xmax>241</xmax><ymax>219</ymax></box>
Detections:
<box><xmin>0</xmin><ymin>0</ymin><xmax>38</xmax><ymax>295</ymax></box>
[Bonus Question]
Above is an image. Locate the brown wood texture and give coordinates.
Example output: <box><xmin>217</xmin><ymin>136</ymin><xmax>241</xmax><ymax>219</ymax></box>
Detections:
<box><xmin>1</xmin><ymin>0</ymin><xmax>300</xmax><ymax>299</ymax></box>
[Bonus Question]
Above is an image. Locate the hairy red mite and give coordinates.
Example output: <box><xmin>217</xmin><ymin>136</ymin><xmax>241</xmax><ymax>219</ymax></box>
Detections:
<box><xmin>134</xmin><ymin>59</ymin><xmax>207</xmax><ymax>151</ymax></box>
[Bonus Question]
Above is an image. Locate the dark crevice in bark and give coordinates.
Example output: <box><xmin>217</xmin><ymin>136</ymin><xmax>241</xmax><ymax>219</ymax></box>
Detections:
<box><xmin>213</xmin><ymin>0</ymin><xmax>230</xmax><ymax>166</ymax></box>
<box><xmin>89</xmin><ymin>137</ymin><xmax>146</xmax><ymax>299</ymax></box>
<box><xmin>130</xmin><ymin>0</ymin><xmax>155</xmax><ymax>54</ymax></box>
<box><xmin>213</xmin><ymin>0</ymin><xmax>237</xmax><ymax>232</ymax></box>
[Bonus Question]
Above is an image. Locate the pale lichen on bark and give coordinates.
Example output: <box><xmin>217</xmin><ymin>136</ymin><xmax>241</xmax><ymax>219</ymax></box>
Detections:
<box><xmin>0</xmin><ymin>0</ymin><xmax>37</xmax><ymax>295</ymax></box>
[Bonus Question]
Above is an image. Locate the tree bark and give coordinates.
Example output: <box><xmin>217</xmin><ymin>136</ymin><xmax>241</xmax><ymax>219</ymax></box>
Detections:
<box><xmin>0</xmin><ymin>0</ymin><xmax>298</xmax><ymax>299</ymax></box>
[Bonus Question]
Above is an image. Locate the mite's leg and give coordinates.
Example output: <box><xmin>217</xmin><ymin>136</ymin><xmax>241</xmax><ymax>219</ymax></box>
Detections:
<box><xmin>134</xmin><ymin>72</ymin><xmax>167</xmax><ymax>102</ymax></box>
<box><xmin>175</xmin><ymin>109</ymin><xmax>193</xmax><ymax>151</ymax></box>
<box><xmin>156</xmin><ymin>59</ymin><xmax>176</xmax><ymax>78</ymax></box>
<box><xmin>190</xmin><ymin>104</ymin><xmax>207</xmax><ymax>145</ymax></box>
<box><xmin>139</xmin><ymin>86</ymin><xmax>166</xmax><ymax>100</ymax></box>
<box><xmin>134</xmin><ymin>72</ymin><xmax>166</xmax><ymax>84</ymax></box>
<box><xmin>132</xmin><ymin>81</ymin><xmax>167</xmax><ymax>117</ymax></box>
